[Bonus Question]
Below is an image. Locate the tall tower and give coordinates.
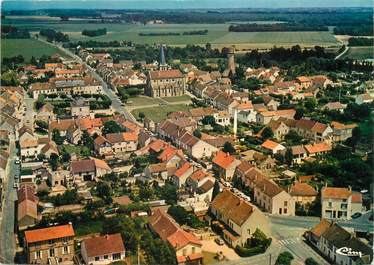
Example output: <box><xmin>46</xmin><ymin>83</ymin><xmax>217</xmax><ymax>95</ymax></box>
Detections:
<box><xmin>159</xmin><ymin>44</ymin><xmax>169</xmax><ymax>71</ymax></box>
<box><xmin>226</xmin><ymin>46</ymin><xmax>235</xmax><ymax>75</ymax></box>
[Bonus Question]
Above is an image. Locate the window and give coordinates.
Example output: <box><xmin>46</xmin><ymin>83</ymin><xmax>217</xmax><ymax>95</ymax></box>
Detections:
<box><xmin>284</xmin><ymin>201</ymin><xmax>288</xmax><ymax>207</ymax></box>
<box><xmin>279</xmin><ymin>208</ymin><xmax>282</xmax><ymax>214</ymax></box>
<box><xmin>104</xmin><ymin>255</ymin><xmax>109</xmax><ymax>260</ymax></box>
<box><xmin>36</xmin><ymin>251</ymin><xmax>41</xmax><ymax>259</ymax></box>
<box><xmin>95</xmin><ymin>257</ymin><xmax>100</xmax><ymax>261</ymax></box>
<box><xmin>49</xmin><ymin>248</ymin><xmax>55</xmax><ymax>257</ymax></box>
<box><xmin>192</xmin><ymin>247</ymin><xmax>195</xmax><ymax>254</ymax></box>
<box><xmin>284</xmin><ymin>208</ymin><xmax>287</xmax><ymax>214</ymax></box>
<box><xmin>112</xmin><ymin>253</ymin><xmax>121</xmax><ymax>260</ymax></box>
<box><xmin>63</xmin><ymin>246</ymin><xmax>68</xmax><ymax>254</ymax></box>
<box><xmin>328</xmin><ymin>201</ymin><xmax>332</xmax><ymax>207</ymax></box>
<box><xmin>182</xmin><ymin>249</ymin><xmax>187</xmax><ymax>256</ymax></box>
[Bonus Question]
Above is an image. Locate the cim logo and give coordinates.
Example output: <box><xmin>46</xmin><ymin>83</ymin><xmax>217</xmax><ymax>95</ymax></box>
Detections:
<box><xmin>336</xmin><ymin>247</ymin><xmax>362</xmax><ymax>257</ymax></box>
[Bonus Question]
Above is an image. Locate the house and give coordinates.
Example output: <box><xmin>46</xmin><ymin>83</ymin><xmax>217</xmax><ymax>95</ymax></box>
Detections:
<box><xmin>94</xmin><ymin>135</ymin><xmax>113</xmax><ymax>157</ymax></box>
<box><xmin>331</xmin><ymin>121</ymin><xmax>357</xmax><ymax>142</ymax></box>
<box><xmin>36</xmin><ymin>103</ymin><xmax>56</xmax><ymax>122</ymax></box>
<box><xmin>18</xmin><ymin>184</ymin><xmax>38</xmax><ymax>230</ymax></box>
<box><xmin>81</xmin><ymin>233</ymin><xmax>126</xmax><ymax>265</ymax></box>
<box><xmin>304</xmin><ymin>142</ymin><xmax>332</xmax><ymax>157</ymax></box>
<box><xmin>71</xmin><ymin>99</ymin><xmax>90</xmax><ymax>118</ymax></box>
<box><xmin>296</xmin><ymin>76</ymin><xmax>312</xmax><ymax>89</ymax></box>
<box><xmin>24</xmin><ymin>224</ymin><xmax>75</xmax><ymax>264</ymax></box>
<box><xmin>70</xmin><ymin>158</ymin><xmax>111</xmax><ymax>182</ymax></box>
<box><xmin>311</xmin><ymin>75</ymin><xmax>333</xmax><ymax>88</ymax></box>
<box><xmin>176</xmin><ymin>131</ymin><xmax>218</xmax><ymax>160</ymax></box>
<box><xmin>210</xmin><ymin>189</ymin><xmax>270</xmax><ymax>247</ymax></box>
<box><xmin>256</xmin><ymin>109</ymin><xmax>296</xmax><ymax>125</ymax></box>
<box><xmin>148</xmin><ymin>209</ymin><xmax>203</xmax><ymax>265</ymax></box>
<box><xmin>322</xmin><ymin>102</ymin><xmax>346</xmax><ymax>112</ymax></box>
<box><xmin>321</xmin><ymin>186</ymin><xmax>364</xmax><ymax>220</ymax></box>
<box><xmin>212</xmin><ymin>151</ymin><xmax>240</xmax><ymax>181</ymax></box>
<box><xmin>261</xmin><ymin>139</ymin><xmax>286</xmax><ymax>155</ymax></box>
<box><xmin>306</xmin><ymin>219</ymin><xmax>372</xmax><ymax>265</ymax></box>
<box><xmin>264</xmin><ymin>119</ymin><xmax>289</xmax><ymax>141</ymax></box>
<box><xmin>294</xmin><ymin>119</ymin><xmax>333</xmax><ymax>143</ymax></box>
<box><xmin>290</xmin><ymin>145</ymin><xmax>307</xmax><ymax>164</ymax></box>
<box><xmin>106</xmin><ymin>132</ymin><xmax>138</xmax><ymax>153</ymax></box>
<box><xmin>172</xmin><ymin>162</ymin><xmax>193</xmax><ymax>188</ymax></box>
<box><xmin>144</xmin><ymin>163</ymin><xmax>172</xmax><ymax>186</ymax></box>
<box><xmin>355</xmin><ymin>93</ymin><xmax>373</xmax><ymax>105</ymax></box>
<box><xmin>213</xmin><ymin>111</ymin><xmax>230</xmax><ymax>126</ymax></box>
<box><xmin>289</xmin><ymin>181</ymin><xmax>318</xmax><ymax>205</ymax></box>
<box><xmin>253</xmin><ymin>177</ymin><xmax>295</xmax><ymax>216</ymax></box>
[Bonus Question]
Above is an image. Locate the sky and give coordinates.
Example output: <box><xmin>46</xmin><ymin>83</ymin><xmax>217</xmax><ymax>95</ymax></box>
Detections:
<box><xmin>1</xmin><ymin>0</ymin><xmax>373</xmax><ymax>10</ymax></box>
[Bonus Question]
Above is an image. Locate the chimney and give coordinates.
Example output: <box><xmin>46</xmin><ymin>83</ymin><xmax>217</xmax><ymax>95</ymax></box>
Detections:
<box><xmin>348</xmin><ymin>185</ymin><xmax>352</xmax><ymax>191</ymax></box>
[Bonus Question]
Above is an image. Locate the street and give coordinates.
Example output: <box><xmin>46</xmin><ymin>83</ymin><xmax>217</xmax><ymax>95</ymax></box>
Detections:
<box><xmin>37</xmin><ymin>38</ymin><xmax>137</xmax><ymax>123</ymax></box>
<box><xmin>0</xmin><ymin>134</ymin><xmax>19</xmax><ymax>263</ymax></box>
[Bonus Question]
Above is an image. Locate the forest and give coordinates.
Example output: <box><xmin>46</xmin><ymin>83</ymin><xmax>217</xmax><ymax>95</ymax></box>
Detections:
<box><xmin>229</xmin><ymin>23</ymin><xmax>328</xmax><ymax>32</ymax></box>
<box><xmin>1</xmin><ymin>25</ymin><xmax>30</xmax><ymax>38</ymax></box>
<box><xmin>81</xmin><ymin>28</ymin><xmax>107</xmax><ymax>37</ymax></box>
<box><xmin>39</xmin><ymin>28</ymin><xmax>69</xmax><ymax>42</ymax></box>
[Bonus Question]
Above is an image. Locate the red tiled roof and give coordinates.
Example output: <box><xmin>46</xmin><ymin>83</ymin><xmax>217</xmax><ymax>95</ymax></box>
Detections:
<box><xmin>71</xmin><ymin>159</ymin><xmax>95</xmax><ymax>174</ymax></box>
<box><xmin>212</xmin><ymin>151</ymin><xmax>235</xmax><ymax>170</ymax></box>
<box><xmin>289</xmin><ymin>182</ymin><xmax>318</xmax><ymax>197</ymax></box>
<box><xmin>261</xmin><ymin>140</ymin><xmax>280</xmax><ymax>151</ymax></box>
<box><xmin>321</xmin><ymin>187</ymin><xmax>352</xmax><ymax>199</ymax></box>
<box><xmin>25</xmin><ymin>224</ymin><xmax>75</xmax><ymax>243</ymax></box>
<box><xmin>174</xmin><ymin>162</ymin><xmax>191</xmax><ymax>178</ymax></box>
<box><xmin>83</xmin><ymin>233</ymin><xmax>125</xmax><ymax>258</ymax></box>
<box><xmin>351</xmin><ymin>192</ymin><xmax>362</xmax><ymax>203</ymax></box>
<box><xmin>149</xmin><ymin>69</ymin><xmax>183</xmax><ymax>79</ymax></box>
<box><xmin>304</xmin><ymin>143</ymin><xmax>331</xmax><ymax>154</ymax></box>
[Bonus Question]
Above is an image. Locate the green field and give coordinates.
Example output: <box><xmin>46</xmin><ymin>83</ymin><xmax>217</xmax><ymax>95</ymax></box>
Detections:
<box><xmin>127</xmin><ymin>96</ymin><xmax>163</xmax><ymax>106</ymax></box>
<box><xmin>161</xmin><ymin>95</ymin><xmax>191</xmax><ymax>102</ymax></box>
<box><xmin>342</xmin><ymin>46</ymin><xmax>373</xmax><ymax>60</ymax></box>
<box><xmin>2</xmin><ymin>17</ymin><xmax>339</xmax><ymax>48</ymax></box>
<box><xmin>1</xmin><ymin>38</ymin><xmax>70</xmax><ymax>61</ymax></box>
<box><xmin>131</xmin><ymin>104</ymin><xmax>190</xmax><ymax>123</ymax></box>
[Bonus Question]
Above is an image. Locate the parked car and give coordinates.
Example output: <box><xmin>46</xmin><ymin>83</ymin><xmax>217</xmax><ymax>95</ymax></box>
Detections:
<box><xmin>13</xmin><ymin>182</ymin><xmax>19</xmax><ymax>189</ymax></box>
<box><xmin>351</xmin><ymin>212</ymin><xmax>362</xmax><ymax>219</ymax></box>
<box><xmin>15</xmin><ymin>158</ymin><xmax>20</xmax><ymax>164</ymax></box>
<box><xmin>215</xmin><ymin>237</ymin><xmax>225</xmax><ymax>246</ymax></box>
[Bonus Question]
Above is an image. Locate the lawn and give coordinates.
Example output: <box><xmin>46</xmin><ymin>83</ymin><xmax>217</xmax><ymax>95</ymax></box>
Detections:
<box><xmin>342</xmin><ymin>46</ymin><xmax>373</xmax><ymax>60</ymax></box>
<box><xmin>1</xmin><ymin>38</ymin><xmax>70</xmax><ymax>62</ymax></box>
<box><xmin>161</xmin><ymin>95</ymin><xmax>191</xmax><ymax>102</ymax></box>
<box><xmin>127</xmin><ymin>96</ymin><xmax>163</xmax><ymax>106</ymax></box>
<box><xmin>74</xmin><ymin>220</ymin><xmax>103</xmax><ymax>236</ymax></box>
<box><xmin>131</xmin><ymin>104</ymin><xmax>190</xmax><ymax>123</ymax></box>
<box><xmin>59</xmin><ymin>144</ymin><xmax>90</xmax><ymax>156</ymax></box>
<box><xmin>2</xmin><ymin>18</ymin><xmax>339</xmax><ymax>48</ymax></box>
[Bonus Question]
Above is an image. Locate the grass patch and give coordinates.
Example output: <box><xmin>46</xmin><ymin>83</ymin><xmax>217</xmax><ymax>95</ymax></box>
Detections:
<box><xmin>59</xmin><ymin>144</ymin><xmax>90</xmax><ymax>156</ymax></box>
<box><xmin>127</xmin><ymin>96</ymin><xmax>163</xmax><ymax>106</ymax></box>
<box><xmin>342</xmin><ymin>46</ymin><xmax>373</xmax><ymax>60</ymax></box>
<box><xmin>74</xmin><ymin>220</ymin><xmax>103</xmax><ymax>236</ymax></box>
<box><xmin>131</xmin><ymin>104</ymin><xmax>190</xmax><ymax>123</ymax></box>
<box><xmin>1</xmin><ymin>38</ymin><xmax>70</xmax><ymax>61</ymax></box>
<box><xmin>161</xmin><ymin>95</ymin><xmax>191</xmax><ymax>103</ymax></box>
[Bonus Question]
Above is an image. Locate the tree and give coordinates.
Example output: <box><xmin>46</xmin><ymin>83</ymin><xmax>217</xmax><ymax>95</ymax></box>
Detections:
<box><xmin>285</xmin><ymin>148</ymin><xmax>293</xmax><ymax>166</ymax></box>
<box><xmin>201</xmin><ymin>115</ymin><xmax>216</xmax><ymax>126</ymax></box>
<box><xmin>305</xmin><ymin>257</ymin><xmax>319</xmax><ymax>265</ymax></box>
<box><xmin>304</xmin><ymin>98</ymin><xmax>317</xmax><ymax>112</ymax></box>
<box><xmin>212</xmin><ymin>180</ymin><xmax>220</xmax><ymax>199</ymax></box>
<box><xmin>52</xmin><ymin>129</ymin><xmax>65</xmax><ymax>145</ymax></box>
<box><xmin>261</xmin><ymin>127</ymin><xmax>274</xmax><ymax>140</ymax></box>
<box><xmin>138</xmin><ymin>112</ymin><xmax>145</xmax><ymax>120</ymax></box>
<box><xmin>102</xmin><ymin>120</ymin><xmax>124</xmax><ymax>135</ymax></box>
<box><xmin>96</xmin><ymin>182</ymin><xmax>112</xmax><ymax>199</ymax></box>
<box><xmin>285</xmin><ymin>130</ymin><xmax>303</xmax><ymax>145</ymax></box>
<box><xmin>223</xmin><ymin>141</ymin><xmax>236</xmax><ymax>154</ymax></box>
<box><xmin>81</xmin><ymin>130</ymin><xmax>94</xmax><ymax>154</ymax></box>
<box><xmin>35</xmin><ymin>120</ymin><xmax>48</xmax><ymax>129</ymax></box>
<box><xmin>193</xmin><ymin>129</ymin><xmax>202</xmax><ymax>138</ymax></box>
<box><xmin>49</xmin><ymin>153</ymin><xmax>59</xmax><ymax>171</ymax></box>
<box><xmin>275</xmin><ymin>251</ymin><xmax>294</xmax><ymax>265</ymax></box>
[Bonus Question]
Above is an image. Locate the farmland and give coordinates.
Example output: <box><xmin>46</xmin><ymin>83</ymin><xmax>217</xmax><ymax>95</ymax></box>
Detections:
<box><xmin>342</xmin><ymin>46</ymin><xmax>373</xmax><ymax>60</ymax></box>
<box><xmin>1</xmin><ymin>38</ymin><xmax>70</xmax><ymax>61</ymax></box>
<box><xmin>2</xmin><ymin>17</ymin><xmax>340</xmax><ymax>48</ymax></box>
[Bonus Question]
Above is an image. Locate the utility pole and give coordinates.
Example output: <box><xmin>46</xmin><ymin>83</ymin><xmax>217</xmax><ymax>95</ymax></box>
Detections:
<box><xmin>269</xmin><ymin>253</ymin><xmax>272</xmax><ymax>265</ymax></box>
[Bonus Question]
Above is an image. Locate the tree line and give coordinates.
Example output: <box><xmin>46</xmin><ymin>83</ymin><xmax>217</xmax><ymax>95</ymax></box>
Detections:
<box><xmin>348</xmin><ymin>37</ymin><xmax>372</xmax><ymax>46</ymax></box>
<box><xmin>333</xmin><ymin>24</ymin><xmax>373</xmax><ymax>36</ymax></box>
<box><xmin>1</xmin><ymin>25</ymin><xmax>30</xmax><ymax>39</ymax></box>
<box><xmin>82</xmin><ymin>28</ymin><xmax>107</xmax><ymax>37</ymax></box>
<box><xmin>40</xmin><ymin>28</ymin><xmax>69</xmax><ymax>42</ymax></box>
<box><xmin>229</xmin><ymin>23</ymin><xmax>328</xmax><ymax>32</ymax></box>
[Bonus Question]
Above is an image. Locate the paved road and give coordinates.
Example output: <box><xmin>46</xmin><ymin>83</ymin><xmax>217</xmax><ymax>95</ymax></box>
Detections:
<box><xmin>24</xmin><ymin>94</ymin><xmax>36</xmax><ymax>128</ymax></box>
<box><xmin>37</xmin><ymin>38</ymin><xmax>137</xmax><ymax>123</ymax></box>
<box><xmin>0</xmin><ymin>134</ymin><xmax>19</xmax><ymax>263</ymax></box>
<box><xmin>335</xmin><ymin>45</ymin><xmax>349</xmax><ymax>60</ymax></box>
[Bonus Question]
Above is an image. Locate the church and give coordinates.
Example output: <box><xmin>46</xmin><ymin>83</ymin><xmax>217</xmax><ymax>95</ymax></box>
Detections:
<box><xmin>145</xmin><ymin>45</ymin><xmax>186</xmax><ymax>97</ymax></box>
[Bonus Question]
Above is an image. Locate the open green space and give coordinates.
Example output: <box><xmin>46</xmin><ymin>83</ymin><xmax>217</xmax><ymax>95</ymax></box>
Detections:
<box><xmin>342</xmin><ymin>46</ymin><xmax>373</xmax><ymax>60</ymax></box>
<box><xmin>161</xmin><ymin>95</ymin><xmax>191</xmax><ymax>102</ymax></box>
<box><xmin>127</xmin><ymin>96</ymin><xmax>163</xmax><ymax>106</ymax></box>
<box><xmin>131</xmin><ymin>104</ymin><xmax>190</xmax><ymax>123</ymax></box>
<box><xmin>1</xmin><ymin>38</ymin><xmax>70</xmax><ymax>61</ymax></box>
<box><xmin>2</xmin><ymin>19</ymin><xmax>339</xmax><ymax>48</ymax></box>
<box><xmin>59</xmin><ymin>144</ymin><xmax>91</xmax><ymax>156</ymax></box>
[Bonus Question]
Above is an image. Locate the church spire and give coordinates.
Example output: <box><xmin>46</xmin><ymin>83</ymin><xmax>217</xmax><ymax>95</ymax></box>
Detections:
<box><xmin>159</xmin><ymin>44</ymin><xmax>169</xmax><ymax>70</ymax></box>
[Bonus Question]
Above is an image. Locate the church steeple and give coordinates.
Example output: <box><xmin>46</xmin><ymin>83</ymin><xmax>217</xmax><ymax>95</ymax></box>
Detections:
<box><xmin>159</xmin><ymin>44</ymin><xmax>169</xmax><ymax>70</ymax></box>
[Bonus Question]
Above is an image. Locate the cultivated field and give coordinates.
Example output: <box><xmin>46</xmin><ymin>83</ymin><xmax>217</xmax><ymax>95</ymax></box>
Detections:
<box><xmin>1</xmin><ymin>38</ymin><xmax>70</xmax><ymax>61</ymax></box>
<box><xmin>131</xmin><ymin>104</ymin><xmax>190</xmax><ymax>123</ymax></box>
<box><xmin>2</xmin><ymin>17</ymin><xmax>340</xmax><ymax>48</ymax></box>
<box><xmin>342</xmin><ymin>46</ymin><xmax>373</xmax><ymax>60</ymax></box>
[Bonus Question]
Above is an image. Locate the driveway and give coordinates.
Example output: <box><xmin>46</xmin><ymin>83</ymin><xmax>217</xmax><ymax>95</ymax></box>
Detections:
<box><xmin>200</xmin><ymin>239</ymin><xmax>240</xmax><ymax>261</ymax></box>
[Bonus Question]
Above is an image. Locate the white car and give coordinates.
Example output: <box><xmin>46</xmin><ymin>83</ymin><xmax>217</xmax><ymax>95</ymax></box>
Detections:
<box><xmin>15</xmin><ymin>158</ymin><xmax>20</xmax><ymax>165</ymax></box>
<box><xmin>13</xmin><ymin>182</ymin><xmax>19</xmax><ymax>189</ymax></box>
